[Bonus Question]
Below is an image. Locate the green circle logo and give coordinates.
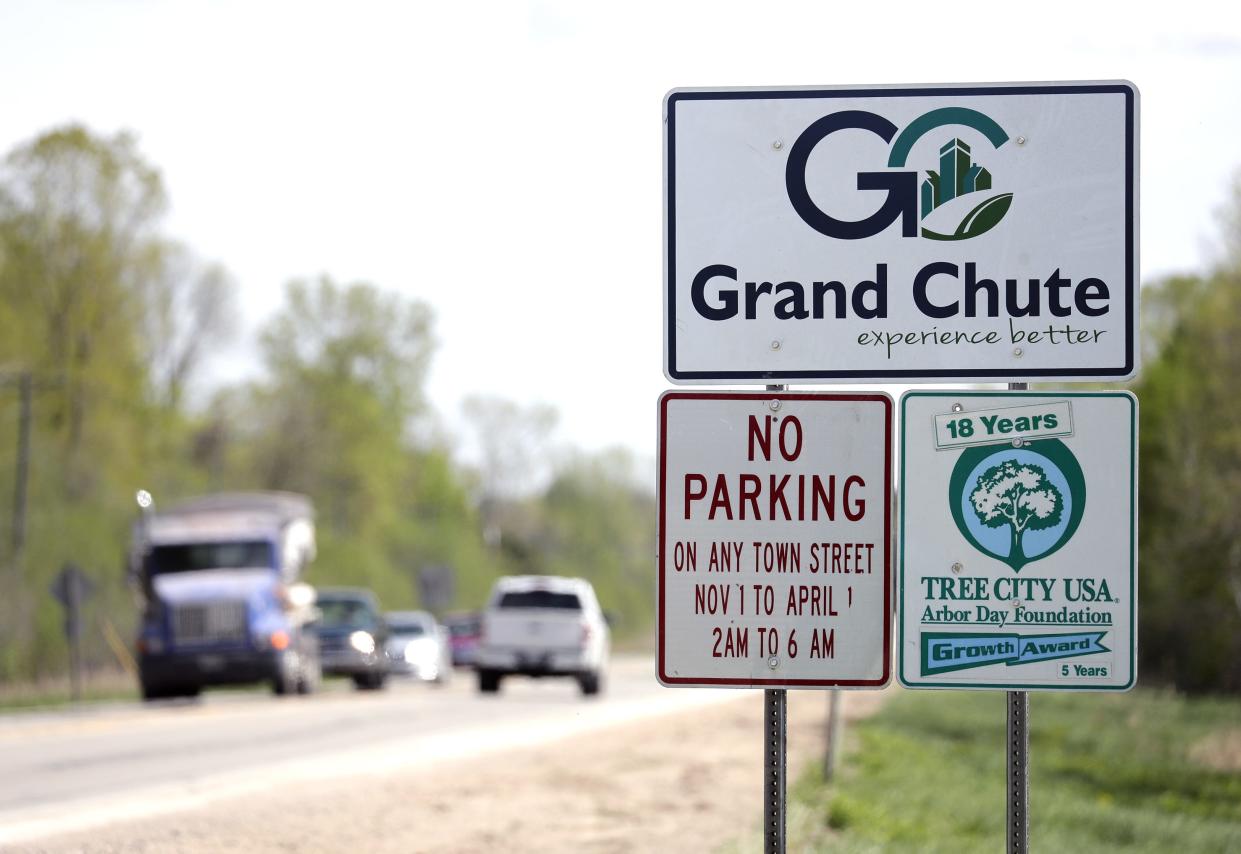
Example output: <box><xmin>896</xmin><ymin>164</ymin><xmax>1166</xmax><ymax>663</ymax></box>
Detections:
<box><xmin>948</xmin><ymin>440</ymin><xmax>1086</xmax><ymax>572</ymax></box>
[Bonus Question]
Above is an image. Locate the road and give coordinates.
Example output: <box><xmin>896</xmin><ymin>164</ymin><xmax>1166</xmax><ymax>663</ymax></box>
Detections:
<box><xmin>0</xmin><ymin>655</ymin><xmax>741</xmax><ymax>848</ymax></box>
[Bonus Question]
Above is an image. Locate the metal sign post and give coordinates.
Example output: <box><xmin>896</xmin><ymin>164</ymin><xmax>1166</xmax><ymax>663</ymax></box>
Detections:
<box><xmin>764</xmin><ymin>382</ymin><xmax>787</xmax><ymax>854</ymax></box>
<box><xmin>51</xmin><ymin>562</ymin><xmax>95</xmax><ymax>702</ymax></box>
<box><xmin>1007</xmin><ymin>689</ymin><xmax>1029</xmax><ymax>853</ymax></box>
<box><xmin>1005</xmin><ymin>381</ymin><xmax>1029</xmax><ymax>854</ymax></box>
<box><xmin>765</xmin><ymin>688</ymin><xmax>787</xmax><ymax>853</ymax></box>
<box><xmin>824</xmin><ymin>689</ymin><xmax>844</xmax><ymax>781</ymax></box>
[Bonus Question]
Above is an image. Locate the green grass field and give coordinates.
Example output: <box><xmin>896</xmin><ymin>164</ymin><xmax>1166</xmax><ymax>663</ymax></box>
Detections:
<box><xmin>785</xmin><ymin>688</ymin><xmax>1241</xmax><ymax>853</ymax></box>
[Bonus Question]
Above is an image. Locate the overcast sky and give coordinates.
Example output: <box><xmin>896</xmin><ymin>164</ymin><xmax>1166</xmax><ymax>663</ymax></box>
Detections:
<box><xmin>1</xmin><ymin>1</ymin><xmax>1239</xmax><ymax>470</ymax></box>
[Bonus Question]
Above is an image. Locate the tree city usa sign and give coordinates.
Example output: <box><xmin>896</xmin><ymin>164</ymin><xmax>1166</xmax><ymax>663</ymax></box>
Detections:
<box><xmin>657</xmin><ymin>392</ymin><xmax>891</xmax><ymax>688</ymax></box>
<box><xmin>664</xmin><ymin>82</ymin><xmax>1138</xmax><ymax>382</ymax></box>
<box><xmin>899</xmin><ymin>391</ymin><xmax>1136</xmax><ymax>690</ymax></box>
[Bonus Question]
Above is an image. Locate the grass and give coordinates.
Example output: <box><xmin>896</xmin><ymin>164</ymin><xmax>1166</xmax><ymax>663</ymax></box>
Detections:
<box><xmin>0</xmin><ymin>667</ymin><xmax>138</xmax><ymax>710</ymax></box>
<box><xmin>777</xmin><ymin>688</ymin><xmax>1241</xmax><ymax>853</ymax></box>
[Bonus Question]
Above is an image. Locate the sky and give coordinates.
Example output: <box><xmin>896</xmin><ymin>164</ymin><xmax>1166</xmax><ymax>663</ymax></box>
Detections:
<box><xmin>1</xmin><ymin>1</ymin><xmax>1239</xmax><ymax>473</ymax></box>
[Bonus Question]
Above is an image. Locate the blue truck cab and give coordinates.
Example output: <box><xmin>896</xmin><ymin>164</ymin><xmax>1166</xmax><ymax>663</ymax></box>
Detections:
<box><xmin>131</xmin><ymin>492</ymin><xmax>321</xmax><ymax>700</ymax></box>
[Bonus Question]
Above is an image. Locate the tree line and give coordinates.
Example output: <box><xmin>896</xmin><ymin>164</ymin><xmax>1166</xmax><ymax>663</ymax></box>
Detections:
<box><xmin>0</xmin><ymin>125</ymin><xmax>654</xmax><ymax>682</ymax></box>
<box><xmin>1135</xmin><ymin>179</ymin><xmax>1241</xmax><ymax>693</ymax></box>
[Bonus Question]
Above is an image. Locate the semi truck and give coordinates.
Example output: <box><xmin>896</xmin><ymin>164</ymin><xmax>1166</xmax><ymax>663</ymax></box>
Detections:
<box><xmin>129</xmin><ymin>492</ymin><xmax>322</xmax><ymax>700</ymax></box>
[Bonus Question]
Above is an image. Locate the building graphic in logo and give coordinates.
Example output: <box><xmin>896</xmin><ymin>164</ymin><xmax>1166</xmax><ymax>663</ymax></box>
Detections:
<box><xmin>917</xmin><ymin>137</ymin><xmax>1012</xmax><ymax>241</ymax></box>
<box><xmin>922</xmin><ymin>138</ymin><xmax>990</xmax><ymax>215</ymax></box>
<box><xmin>786</xmin><ymin>106</ymin><xmax>1013</xmax><ymax>242</ymax></box>
<box><xmin>948</xmin><ymin>440</ymin><xmax>1086</xmax><ymax>572</ymax></box>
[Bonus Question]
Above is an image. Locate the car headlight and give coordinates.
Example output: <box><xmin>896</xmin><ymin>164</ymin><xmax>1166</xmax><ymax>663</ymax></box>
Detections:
<box><xmin>349</xmin><ymin>630</ymin><xmax>376</xmax><ymax>654</ymax></box>
<box><xmin>404</xmin><ymin>640</ymin><xmax>434</xmax><ymax>664</ymax></box>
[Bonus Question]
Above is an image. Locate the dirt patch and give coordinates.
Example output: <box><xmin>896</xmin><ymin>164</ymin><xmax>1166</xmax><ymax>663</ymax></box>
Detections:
<box><xmin>1189</xmin><ymin>728</ymin><xmax>1241</xmax><ymax>772</ymax></box>
<box><xmin>23</xmin><ymin>689</ymin><xmax>887</xmax><ymax>853</ymax></box>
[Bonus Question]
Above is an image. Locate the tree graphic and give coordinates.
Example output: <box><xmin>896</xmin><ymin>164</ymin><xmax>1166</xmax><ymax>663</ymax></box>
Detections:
<box><xmin>969</xmin><ymin>459</ymin><xmax>1064</xmax><ymax>571</ymax></box>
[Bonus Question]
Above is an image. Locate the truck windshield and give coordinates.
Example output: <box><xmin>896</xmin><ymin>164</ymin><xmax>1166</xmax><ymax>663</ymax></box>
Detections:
<box><xmin>147</xmin><ymin>541</ymin><xmax>274</xmax><ymax>576</ymax></box>
<box><xmin>497</xmin><ymin>590</ymin><xmax>581</xmax><ymax>610</ymax></box>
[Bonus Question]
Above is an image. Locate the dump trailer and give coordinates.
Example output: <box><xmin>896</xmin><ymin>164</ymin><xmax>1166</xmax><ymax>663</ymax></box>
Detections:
<box><xmin>130</xmin><ymin>492</ymin><xmax>321</xmax><ymax>699</ymax></box>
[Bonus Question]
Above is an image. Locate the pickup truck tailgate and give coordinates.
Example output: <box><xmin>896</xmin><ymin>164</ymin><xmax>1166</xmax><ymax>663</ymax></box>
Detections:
<box><xmin>484</xmin><ymin>609</ymin><xmax>583</xmax><ymax>652</ymax></box>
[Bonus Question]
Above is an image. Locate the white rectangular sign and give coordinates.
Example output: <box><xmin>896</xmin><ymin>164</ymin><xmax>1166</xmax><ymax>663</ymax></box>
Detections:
<box><xmin>933</xmin><ymin>401</ymin><xmax>1073</xmax><ymax>450</ymax></box>
<box><xmin>658</xmin><ymin>392</ymin><xmax>892</xmax><ymax>688</ymax></box>
<box><xmin>899</xmin><ymin>391</ymin><xmax>1137</xmax><ymax>690</ymax></box>
<box><xmin>664</xmin><ymin>82</ymin><xmax>1138</xmax><ymax>383</ymax></box>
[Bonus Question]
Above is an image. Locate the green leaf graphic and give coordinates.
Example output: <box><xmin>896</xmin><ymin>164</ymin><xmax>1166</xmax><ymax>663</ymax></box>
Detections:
<box><xmin>921</xmin><ymin>192</ymin><xmax>1014</xmax><ymax>242</ymax></box>
<box><xmin>954</xmin><ymin>192</ymin><xmax>1013</xmax><ymax>238</ymax></box>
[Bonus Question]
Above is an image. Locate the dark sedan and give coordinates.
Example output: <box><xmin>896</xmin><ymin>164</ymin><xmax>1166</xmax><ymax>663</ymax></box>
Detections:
<box><xmin>314</xmin><ymin>588</ymin><xmax>389</xmax><ymax>690</ymax></box>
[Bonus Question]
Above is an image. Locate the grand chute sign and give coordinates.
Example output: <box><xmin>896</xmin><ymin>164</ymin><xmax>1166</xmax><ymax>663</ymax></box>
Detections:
<box><xmin>657</xmin><ymin>392</ymin><xmax>892</xmax><ymax>688</ymax></box>
<box><xmin>664</xmin><ymin>82</ymin><xmax>1138</xmax><ymax>383</ymax></box>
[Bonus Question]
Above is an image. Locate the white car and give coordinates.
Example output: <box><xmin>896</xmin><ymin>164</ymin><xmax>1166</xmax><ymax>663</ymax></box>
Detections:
<box><xmin>473</xmin><ymin>575</ymin><xmax>610</xmax><ymax>696</ymax></box>
<box><xmin>384</xmin><ymin>611</ymin><xmax>452</xmax><ymax>684</ymax></box>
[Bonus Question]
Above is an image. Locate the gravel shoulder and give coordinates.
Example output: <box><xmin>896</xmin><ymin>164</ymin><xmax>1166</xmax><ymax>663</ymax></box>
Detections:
<box><xmin>19</xmin><ymin>687</ymin><xmax>888</xmax><ymax>853</ymax></box>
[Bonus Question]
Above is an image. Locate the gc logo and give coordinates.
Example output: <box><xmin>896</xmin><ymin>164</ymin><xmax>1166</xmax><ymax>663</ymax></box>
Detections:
<box><xmin>785</xmin><ymin>107</ymin><xmax>1012</xmax><ymax>242</ymax></box>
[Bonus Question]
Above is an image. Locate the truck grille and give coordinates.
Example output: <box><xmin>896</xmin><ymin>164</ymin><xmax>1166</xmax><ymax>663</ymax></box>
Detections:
<box><xmin>171</xmin><ymin>600</ymin><xmax>248</xmax><ymax>645</ymax></box>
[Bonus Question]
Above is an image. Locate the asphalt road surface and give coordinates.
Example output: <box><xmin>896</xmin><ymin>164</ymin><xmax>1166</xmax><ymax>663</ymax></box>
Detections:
<box><xmin>0</xmin><ymin>655</ymin><xmax>738</xmax><ymax>848</ymax></box>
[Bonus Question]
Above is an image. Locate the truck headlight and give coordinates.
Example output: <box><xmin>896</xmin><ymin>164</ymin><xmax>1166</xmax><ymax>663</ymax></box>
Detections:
<box><xmin>349</xmin><ymin>631</ymin><xmax>375</xmax><ymax>654</ymax></box>
<box><xmin>279</xmin><ymin>583</ymin><xmax>316</xmax><ymax>610</ymax></box>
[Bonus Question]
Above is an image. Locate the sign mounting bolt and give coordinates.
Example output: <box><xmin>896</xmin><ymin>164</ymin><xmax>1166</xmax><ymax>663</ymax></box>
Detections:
<box><xmin>770</xmin><ymin>339</ymin><xmax>781</xmax><ymax>351</ymax></box>
<box><xmin>951</xmin><ymin>403</ymin><xmax>964</xmax><ymax>413</ymax></box>
<box><xmin>1012</xmin><ymin>438</ymin><xmax>1024</xmax><ymax>448</ymax></box>
<box><xmin>768</xmin><ymin>655</ymin><xmax>779</xmax><ymax>669</ymax></box>
<box><xmin>769</xmin><ymin>399</ymin><xmax>781</xmax><ymax>412</ymax></box>
<box><xmin>951</xmin><ymin>562</ymin><xmax>963</xmax><ymax>574</ymax></box>
<box><xmin>1016</xmin><ymin>136</ymin><xmax>1026</xmax><ymax>145</ymax></box>
<box><xmin>1013</xmin><ymin>347</ymin><xmax>1024</xmax><ymax>358</ymax></box>
<box><xmin>772</xmin><ymin>139</ymin><xmax>783</xmax><ymax>150</ymax></box>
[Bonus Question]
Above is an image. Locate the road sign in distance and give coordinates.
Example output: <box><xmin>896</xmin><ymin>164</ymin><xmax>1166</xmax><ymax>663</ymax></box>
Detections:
<box><xmin>658</xmin><ymin>391</ymin><xmax>892</xmax><ymax>688</ymax></box>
